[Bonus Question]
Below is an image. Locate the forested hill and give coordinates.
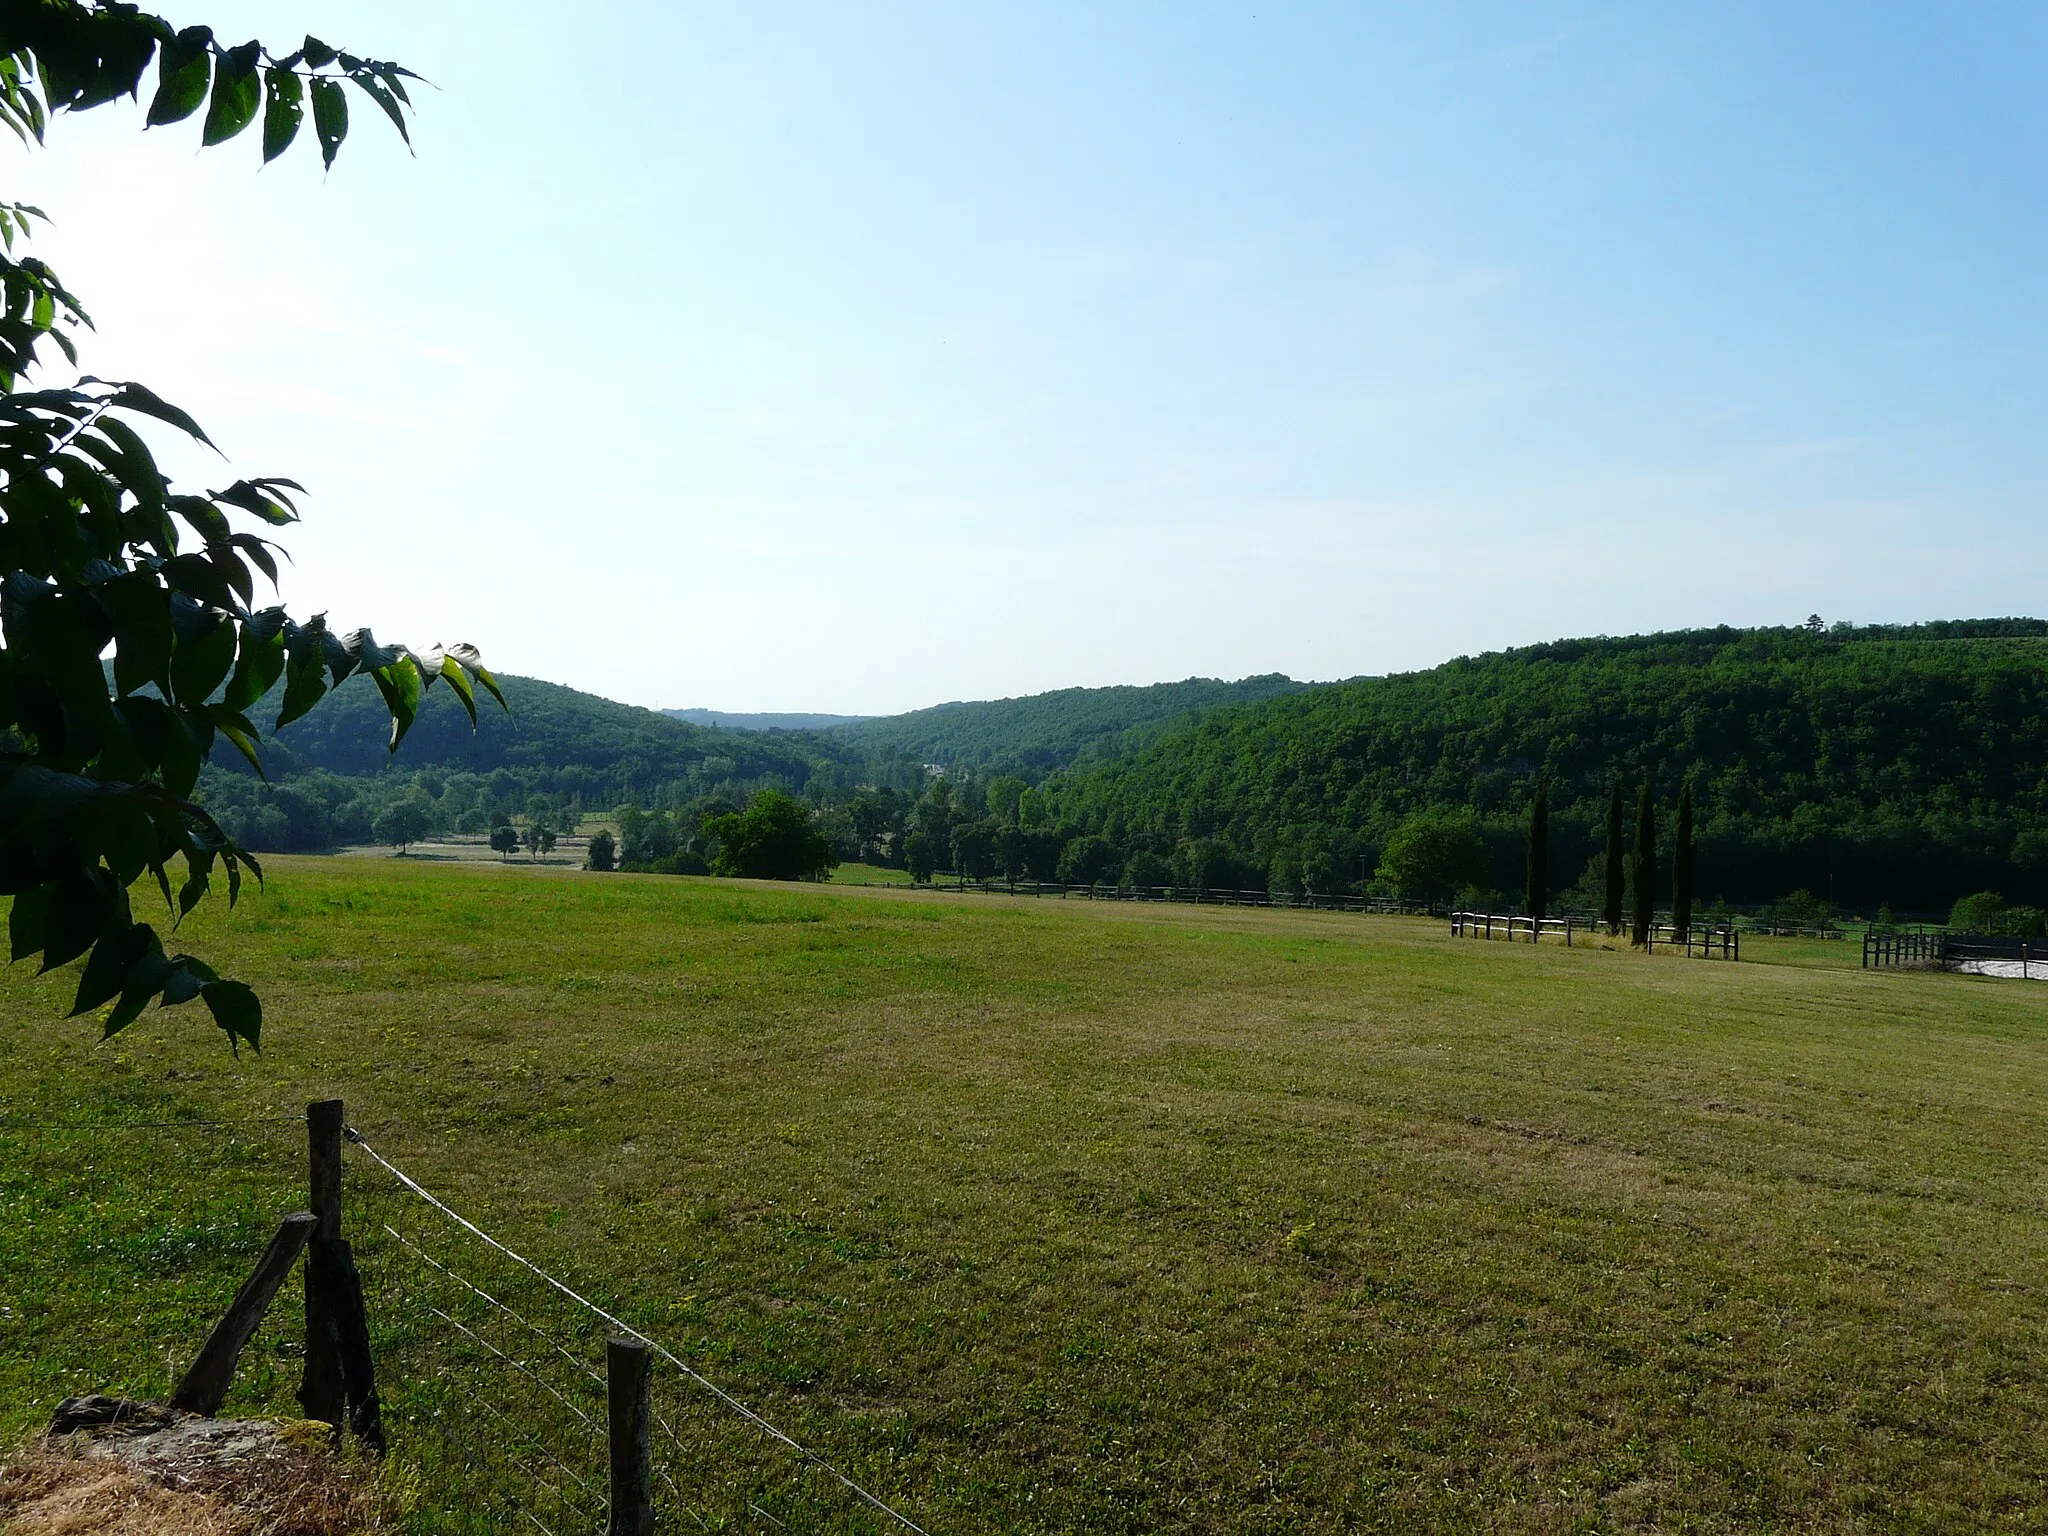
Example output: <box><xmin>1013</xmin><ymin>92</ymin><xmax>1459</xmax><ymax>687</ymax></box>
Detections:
<box><xmin>831</xmin><ymin>674</ymin><xmax>1307</xmax><ymax>771</ymax></box>
<box><xmin>248</xmin><ymin>672</ymin><xmax>839</xmax><ymax>797</ymax></box>
<box><xmin>1044</xmin><ymin>622</ymin><xmax>2048</xmax><ymax>910</ymax></box>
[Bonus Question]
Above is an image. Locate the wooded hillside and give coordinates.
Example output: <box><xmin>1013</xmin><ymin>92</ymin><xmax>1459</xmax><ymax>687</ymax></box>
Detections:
<box><xmin>830</xmin><ymin>674</ymin><xmax>1306</xmax><ymax>771</ymax></box>
<box><xmin>1043</xmin><ymin>621</ymin><xmax>2048</xmax><ymax>910</ymax></box>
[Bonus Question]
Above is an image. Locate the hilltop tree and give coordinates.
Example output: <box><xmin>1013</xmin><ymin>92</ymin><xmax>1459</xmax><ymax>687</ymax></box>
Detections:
<box><xmin>1603</xmin><ymin>782</ymin><xmax>1627</xmax><ymax>935</ymax></box>
<box><xmin>1672</xmin><ymin>777</ymin><xmax>1695</xmax><ymax>933</ymax></box>
<box><xmin>0</xmin><ymin>5</ymin><xmax>501</xmax><ymax>1047</ymax></box>
<box><xmin>1524</xmin><ymin>783</ymin><xmax>1548</xmax><ymax>921</ymax></box>
<box><xmin>1631</xmin><ymin>776</ymin><xmax>1657</xmax><ymax>946</ymax></box>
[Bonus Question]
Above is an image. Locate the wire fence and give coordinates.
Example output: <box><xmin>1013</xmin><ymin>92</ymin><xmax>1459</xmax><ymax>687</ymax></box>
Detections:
<box><xmin>343</xmin><ymin>1127</ymin><xmax>930</xmax><ymax>1534</ymax></box>
<box><xmin>3</xmin><ymin>1107</ymin><xmax>932</xmax><ymax>1535</ymax></box>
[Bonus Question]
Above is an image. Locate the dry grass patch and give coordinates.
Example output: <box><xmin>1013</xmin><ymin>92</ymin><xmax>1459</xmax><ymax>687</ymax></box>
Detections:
<box><xmin>0</xmin><ymin>1425</ymin><xmax>396</xmax><ymax>1535</ymax></box>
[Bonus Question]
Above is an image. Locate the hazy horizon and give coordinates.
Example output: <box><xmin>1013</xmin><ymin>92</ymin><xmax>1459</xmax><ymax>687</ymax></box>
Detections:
<box><xmin>14</xmin><ymin>3</ymin><xmax>2047</xmax><ymax>713</ymax></box>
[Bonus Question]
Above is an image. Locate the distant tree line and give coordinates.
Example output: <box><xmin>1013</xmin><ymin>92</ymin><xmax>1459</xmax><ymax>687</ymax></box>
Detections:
<box><xmin>199</xmin><ymin>621</ymin><xmax>2048</xmax><ymax>910</ymax></box>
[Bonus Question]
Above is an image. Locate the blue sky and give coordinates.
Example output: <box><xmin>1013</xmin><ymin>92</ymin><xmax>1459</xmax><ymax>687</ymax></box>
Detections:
<box><xmin>14</xmin><ymin>2</ymin><xmax>2048</xmax><ymax>711</ymax></box>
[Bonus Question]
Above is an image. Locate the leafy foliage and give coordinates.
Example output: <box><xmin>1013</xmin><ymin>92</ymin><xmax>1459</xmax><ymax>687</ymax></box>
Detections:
<box><xmin>1046</xmin><ymin>623</ymin><xmax>2048</xmax><ymax>913</ymax></box>
<box><xmin>703</xmin><ymin>789</ymin><xmax>835</xmax><ymax>882</ymax></box>
<box><xmin>831</xmin><ymin>674</ymin><xmax>1305</xmax><ymax>773</ymax></box>
<box><xmin>1947</xmin><ymin>891</ymin><xmax>2046</xmax><ymax>939</ymax></box>
<box><xmin>1375</xmin><ymin>809</ymin><xmax>1488</xmax><ymax>906</ymax></box>
<box><xmin>0</xmin><ymin>4</ymin><xmax>496</xmax><ymax>1045</ymax></box>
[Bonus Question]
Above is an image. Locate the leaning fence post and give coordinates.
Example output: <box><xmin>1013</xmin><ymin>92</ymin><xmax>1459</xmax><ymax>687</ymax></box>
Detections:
<box><xmin>299</xmin><ymin>1099</ymin><xmax>347</xmax><ymax>1430</ymax></box>
<box><xmin>607</xmin><ymin>1336</ymin><xmax>654</xmax><ymax>1536</ymax></box>
<box><xmin>172</xmin><ymin>1212</ymin><xmax>316</xmax><ymax>1417</ymax></box>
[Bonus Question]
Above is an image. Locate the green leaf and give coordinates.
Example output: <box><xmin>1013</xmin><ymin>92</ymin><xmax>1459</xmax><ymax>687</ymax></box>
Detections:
<box><xmin>40</xmin><ymin>867</ymin><xmax>114</xmax><ymax>973</ymax></box>
<box><xmin>446</xmin><ymin>643</ymin><xmax>509</xmax><ymax>713</ymax></box>
<box><xmin>201</xmin><ymin>42</ymin><xmax>262</xmax><ymax>146</ymax></box>
<box><xmin>215</xmin><ymin>479</ymin><xmax>293</xmax><ymax>525</ymax></box>
<box><xmin>170</xmin><ymin>607</ymin><xmax>236</xmax><ymax>706</ymax></box>
<box><xmin>224</xmin><ymin>619</ymin><xmax>285</xmax><ymax>712</ymax></box>
<box><xmin>9</xmin><ymin>883</ymin><xmax>49</xmax><ymax>962</ymax></box>
<box><xmin>349</xmin><ymin>73</ymin><xmax>410</xmax><ymax>147</ymax></box>
<box><xmin>93</xmin><ymin>573</ymin><xmax>174</xmax><ymax>696</ymax></box>
<box><xmin>211</xmin><ymin>710</ymin><xmax>265</xmax><ymax>777</ymax></box>
<box><xmin>162</xmin><ymin>553</ymin><xmax>240</xmax><ymax>612</ymax></box>
<box><xmin>70</xmin><ymin>923</ymin><xmax>152</xmax><ymax>1017</ymax></box>
<box><xmin>111</xmin><ymin>382</ymin><xmax>217</xmax><ymax>450</ymax></box>
<box><xmin>438</xmin><ymin>653</ymin><xmax>478</xmax><ymax>727</ymax></box>
<box><xmin>160</xmin><ymin>710</ymin><xmax>209</xmax><ymax>798</ymax></box>
<box><xmin>104</xmin><ymin>942</ymin><xmax>173</xmax><ymax>1038</ymax></box>
<box><xmin>261</xmin><ymin>66</ymin><xmax>303</xmax><ymax>163</ymax></box>
<box><xmin>95</xmin><ymin>417</ymin><xmax>167</xmax><ymax>510</ymax></box>
<box><xmin>201</xmin><ymin>978</ymin><xmax>261</xmax><ymax>1049</ymax></box>
<box><xmin>277</xmin><ymin>651</ymin><xmax>327</xmax><ymax>729</ymax></box>
<box><xmin>372</xmin><ymin>656</ymin><xmax>423</xmax><ymax>751</ymax></box>
<box><xmin>160</xmin><ymin>958</ymin><xmax>208</xmax><ymax>1006</ymax></box>
<box><xmin>145</xmin><ymin>26</ymin><xmax>213</xmax><ymax>127</ymax></box>
<box><xmin>310</xmin><ymin>76</ymin><xmax>347</xmax><ymax>169</ymax></box>
<box><xmin>301</xmin><ymin>36</ymin><xmax>340</xmax><ymax>69</ymax></box>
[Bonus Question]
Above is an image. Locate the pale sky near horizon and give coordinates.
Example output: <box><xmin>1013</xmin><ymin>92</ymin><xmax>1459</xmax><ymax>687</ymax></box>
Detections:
<box><xmin>12</xmin><ymin>3</ymin><xmax>2048</xmax><ymax>713</ymax></box>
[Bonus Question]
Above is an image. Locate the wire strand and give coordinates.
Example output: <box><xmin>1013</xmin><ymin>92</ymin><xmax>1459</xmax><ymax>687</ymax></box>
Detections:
<box><xmin>347</xmin><ymin>1129</ymin><xmax>932</xmax><ymax>1535</ymax></box>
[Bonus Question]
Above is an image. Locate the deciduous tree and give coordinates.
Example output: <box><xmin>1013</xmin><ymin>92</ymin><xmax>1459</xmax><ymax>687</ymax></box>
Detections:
<box><xmin>704</xmin><ymin>790</ymin><xmax>836</xmax><ymax>881</ymax></box>
<box><xmin>371</xmin><ymin>798</ymin><xmax>429</xmax><ymax>855</ymax></box>
<box><xmin>1376</xmin><ymin>809</ymin><xmax>1489</xmax><ymax>909</ymax></box>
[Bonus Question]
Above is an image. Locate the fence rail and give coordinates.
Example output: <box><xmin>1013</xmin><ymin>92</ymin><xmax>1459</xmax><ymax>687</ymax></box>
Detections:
<box><xmin>1450</xmin><ymin>913</ymin><xmax>1739</xmax><ymax>958</ymax></box>
<box><xmin>1865</xmin><ymin>930</ymin><xmax>2048</xmax><ymax>978</ymax></box>
<box><xmin>1863</xmin><ymin>929</ymin><xmax>1943</xmax><ymax>969</ymax></box>
<box><xmin>845</xmin><ymin>876</ymin><xmax>1435</xmax><ymax>916</ymax></box>
<box><xmin>1450</xmin><ymin>911</ymin><xmax>1578</xmax><ymax>944</ymax></box>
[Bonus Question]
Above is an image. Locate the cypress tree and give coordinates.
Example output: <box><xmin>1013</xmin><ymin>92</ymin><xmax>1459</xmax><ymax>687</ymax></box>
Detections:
<box><xmin>1603</xmin><ymin>781</ymin><xmax>1626</xmax><ymax>935</ymax></box>
<box><xmin>1631</xmin><ymin>774</ymin><xmax>1657</xmax><ymax>947</ymax></box>
<box><xmin>1525</xmin><ymin>783</ymin><xmax>1549</xmax><ymax>921</ymax></box>
<box><xmin>1672</xmin><ymin>777</ymin><xmax>1695</xmax><ymax>935</ymax></box>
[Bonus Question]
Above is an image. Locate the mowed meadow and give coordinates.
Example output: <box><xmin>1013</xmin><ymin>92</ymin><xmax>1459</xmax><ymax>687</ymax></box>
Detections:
<box><xmin>5</xmin><ymin>861</ymin><xmax>2048</xmax><ymax>1533</ymax></box>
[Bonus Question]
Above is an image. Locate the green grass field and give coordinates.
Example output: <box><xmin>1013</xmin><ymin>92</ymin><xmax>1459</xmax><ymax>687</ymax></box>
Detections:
<box><xmin>5</xmin><ymin>860</ymin><xmax>2047</xmax><ymax>1532</ymax></box>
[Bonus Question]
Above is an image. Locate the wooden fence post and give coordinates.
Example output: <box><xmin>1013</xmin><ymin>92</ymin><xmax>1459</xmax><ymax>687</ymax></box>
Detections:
<box><xmin>607</xmin><ymin>1336</ymin><xmax>654</xmax><ymax>1536</ymax></box>
<box><xmin>309</xmin><ymin>1235</ymin><xmax>386</xmax><ymax>1452</ymax></box>
<box><xmin>299</xmin><ymin>1099</ymin><xmax>346</xmax><ymax>1431</ymax></box>
<box><xmin>172</xmin><ymin>1213</ymin><xmax>316</xmax><ymax>1416</ymax></box>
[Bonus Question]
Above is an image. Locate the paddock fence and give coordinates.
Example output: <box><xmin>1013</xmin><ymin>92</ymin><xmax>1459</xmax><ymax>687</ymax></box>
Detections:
<box><xmin>7</xmin><ymin>1102</ymin><xmax>932</xmax><ymax>1535</ymax></box>
<box><xmin>843</xmin><ymin>877</ymin><xmax>1436</xmax><ymax>916</ymax></box>
<box><xmin>1449</xmin><ymin>913</ymin><xmax>1738</xmax><ymax>959</ymax></box>
<box><xmin>1861</xmin><ymin>930</ymin><xmax>2048</xmax><ymax>979</ymax></box>
<box><xmin>1450</xmin><ymin>911</ymin><xmax>1578</xmax><ymax>944</ymax></box>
